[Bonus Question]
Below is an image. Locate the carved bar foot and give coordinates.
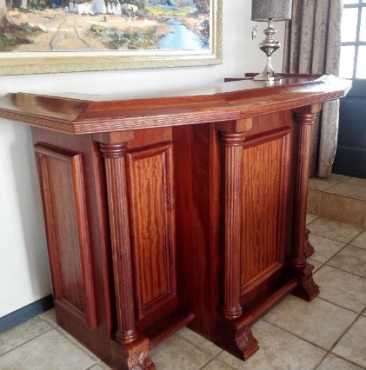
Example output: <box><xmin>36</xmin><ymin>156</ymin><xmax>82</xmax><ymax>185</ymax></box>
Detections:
<box><xmin>235</xmin><ymin>325</ymin><xmax>259</xmax><ymax>360</ymax></box>
<box><xmin>305</xmin><ymin>229</ymin><xmax>315</xmax><ymax>258</ymax></box>
<box><xmin>218</xmin><ymin>318</ymin><xmax>259</xmax><ymax>361</ymax></box>
<box><xmin>115</xmin><ymin>357</ymin><xmax>155</xmax><ymax>370</ymax></box>
<box><xmin>113</xmin><ymin>338</ymin><xmax>156</xmax><ymax>370</ymax></box>
<box><xmin>122</xmin><ymin>354</ymin><xmax>156</xmax><ymax>370</ymax></box>
<box><xmin>293</xmin><ymin>263</ymin><xmax>320</xmax><ymax>302</ymax></box>
<box><xmin>291</xmin><ymin>107</ymin><xmax>321</xmax><ymax>303</ymax></box>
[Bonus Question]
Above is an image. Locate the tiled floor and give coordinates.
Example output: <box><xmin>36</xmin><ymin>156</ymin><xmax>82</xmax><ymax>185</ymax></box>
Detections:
<box><xmin>1</xmin><ymin>217</ymin><xmax>366</xmax><ymax>370</ymax></box>
<box><xmin>308</xmin><ymin>174</ymin><xmax>366</xmax><ymax>228</ymax></box>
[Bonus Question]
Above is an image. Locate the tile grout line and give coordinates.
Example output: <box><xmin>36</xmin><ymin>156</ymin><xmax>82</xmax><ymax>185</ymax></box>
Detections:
<box><xmin>314</xmin><ymin>253</ymin><xmax>366</xmax><ymax>282</ymax></box>
<box><xmin>316</xmin><ymin>296</ymin><xmax>365</xmax><ymax>316</ymax></box>
<box><xmin>314</xmin><ymin>352</ymin><xmax>366</xmax><ymax>370</ymax></box>
<box><xmin>264</xmin><ymin>315</ymin><xmax>366</xmax><ymax>370</ymax></box>
<box><xmin>310</xmin><ymin>229</ymin><xmax>366</xmax><ymax>280</ymax></box>
<box><xmin>312</xmin><ymin>351</ymin><xmax>330</xmax><ymax>370</ymax></box>
<box><xmin>0</xmin><ymin>326</ymin><xmax>54</xmax><ymax>359</ymax></box>
<box><xmin>309</xmin><ymin>175</ymin><xmax>366</xmax><ymax>202</ymax></box>
<box><xmin>325</xmin><ymin>263</ymin><xmax>366</xmax><ymax>280</ymax></box>
<box><xmin>38</xmin><ymin>314</ymin><xmax>100</xmax><ymax>362</ymax></box>
<box><xmin>198</xmin><ymin>350</ymin><xmax>225</xmax><ymax>370</ymax></box>
<box><xmin>312</xmin><ymin>302</ymin><xmax>366</xmax><ymax>370</ymax></box>
<box><xmin>85</xmin><ymin>363</ymin><xmax>104</xmax><ymax>370</ymax></box>
<box><xmin>53</xmin><ymin>325</ymin><xmax>101</xmax><ymax>361</ymax></box>
<box><xmin>262</xmin><ymin>319</ymin><xmax>331</xmax><ymax>353</ymax></box>
<box><xmin>310</xmin><ymin>228</ymin><xmax>366</xmax><ymax>370</ymax></box>
<box><xmin>309</xmin><ymin>230</ymin><xmax>363</xmax><ymax>246</ymax></box>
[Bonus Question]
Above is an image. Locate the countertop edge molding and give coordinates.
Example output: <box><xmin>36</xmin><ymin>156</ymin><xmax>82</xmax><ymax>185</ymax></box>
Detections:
<box><xmin>0</xmin><ymin>75</ymin><xmax>351</xmax><ymax>135</ymax></box>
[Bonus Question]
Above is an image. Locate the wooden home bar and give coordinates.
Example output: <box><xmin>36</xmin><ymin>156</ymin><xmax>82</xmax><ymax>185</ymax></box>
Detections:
<box><xmin>0</xmin><ymin>75</ymin><xmax>350</xmax><ymax>370</ymax></box>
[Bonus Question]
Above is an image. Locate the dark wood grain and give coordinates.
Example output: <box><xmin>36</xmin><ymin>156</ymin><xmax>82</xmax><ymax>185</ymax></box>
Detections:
<box><xmin>126</xmin><ymin>144</ymin><xmax>177</xmax><ymax>322</ymax></box>
<box><xmin>99</xmin><ymin>142</ymin><xmax>139</xmax><ymax>345</ymax></box>
<box><xmin>241</xmin><ymin>135</ymin><xmax>287</xmax><ymax>295</ymax></box>
<box><xmin>0</xmin><ymin>76</ymin><xmax>350</xmax><ymax>134</ymax></box>
<box><xmin>36</xmin><ymin>145</ymin><xmax>98</xmax><ymax>330</ymax></box>
<box><xmin>220</xmin><ymin>130</ymin><xmax>245</xmax><ymax>321</ymax></box>
<box><xmin>0</xmin><ymin>75</ymin><xmax>351</xmax><ymax>369</ymax></box>
<box><xmin>291</xmin><ymin>106</ymin><xmax>321</xmax><ymax>301</ymax></box>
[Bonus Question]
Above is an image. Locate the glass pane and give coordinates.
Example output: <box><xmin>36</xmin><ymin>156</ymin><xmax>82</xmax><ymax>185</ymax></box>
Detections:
<box><xmin>340</xmin><ymin>45</ymin><xmax>356</xmax><ymax>78</ymax></box>
<box><xmin>343</xmin><ymin>0</ymin><xmax>359</xmax><ymax>3</ymax></box>
<box><xmin>356</xmin><ymin>46</ymin><xmax>366</xmax><ymax>79</ymax></box>
<box><xmin>361</xmin><ymin>8</ymin><xmax>366</xmax><ymax>41</ymax></box>
<box><xmin>342</xmin><ymin>8</ymin><xmax>359</xmax><ymax>42</ymax></box>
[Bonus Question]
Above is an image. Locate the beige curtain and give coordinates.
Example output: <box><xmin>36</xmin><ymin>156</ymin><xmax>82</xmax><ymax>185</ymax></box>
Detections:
<box><xmin>284</xmin><ymin>0</ymin><xmax>343</xmax><ymax>177</ymax></box>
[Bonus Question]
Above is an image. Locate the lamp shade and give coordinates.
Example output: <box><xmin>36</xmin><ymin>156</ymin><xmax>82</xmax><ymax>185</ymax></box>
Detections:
<box><xmin>251</xmin><ymin>0</ymin><xmax>293</xmax><ymax>22</ymax></box>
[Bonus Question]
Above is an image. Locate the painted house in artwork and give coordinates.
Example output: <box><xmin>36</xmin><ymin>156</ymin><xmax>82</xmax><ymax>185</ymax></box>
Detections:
<box><xmin>0</xmin><ymin>0</ymin><xmax>210</xmax><ymax>52</ymax></box>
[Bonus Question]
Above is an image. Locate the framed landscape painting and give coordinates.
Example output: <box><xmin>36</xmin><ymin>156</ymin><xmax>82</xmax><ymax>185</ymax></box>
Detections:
<box><xmin>0</xmin><ymin>0</ymin><xmax>222</xmax><ymax>74</ymax></box>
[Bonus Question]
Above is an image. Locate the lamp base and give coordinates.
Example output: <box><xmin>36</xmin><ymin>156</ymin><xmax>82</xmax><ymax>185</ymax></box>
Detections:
<box><xmin>254</xmin><ymin>19</ymin><xmax>283</xmax><ymax>82</ymax></box>
<box><xmin>253</xmin><ymin>55</ymin><xmax>282</xmax><ymax>82</ymax></box>
<box><xmin>253</xmin><ymin>72</ymin><xmax>282</xmax><ymax>82</ymax></box>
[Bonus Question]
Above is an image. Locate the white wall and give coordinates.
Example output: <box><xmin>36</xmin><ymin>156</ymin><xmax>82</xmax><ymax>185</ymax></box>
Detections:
<box><xmin>0</xmin><ymin>0</ymin><xmax>284</xmax><ymax>318</ymax></box>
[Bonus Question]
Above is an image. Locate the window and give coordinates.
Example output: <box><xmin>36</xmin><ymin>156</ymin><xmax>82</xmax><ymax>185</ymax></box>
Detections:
<box><xmin>340</xmin><ymin>0</ymin><xmax>366</xmax><ymax>79</ymax></box>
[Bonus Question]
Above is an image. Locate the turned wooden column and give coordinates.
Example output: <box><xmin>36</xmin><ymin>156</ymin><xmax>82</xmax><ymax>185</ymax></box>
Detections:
<box><xmin>220</xmin><ymin>130</ymin><xmax>246</xmax><ymax>320</ymax></box>
<box><xmin>292</xmin><ymin>106</ymin><xmax>320</xmax><ymax>301</ymax></box>
<box><xmin>99</xmin><ymin>142</ymin><xmax>138</xmax><ymax>344</ymax></box>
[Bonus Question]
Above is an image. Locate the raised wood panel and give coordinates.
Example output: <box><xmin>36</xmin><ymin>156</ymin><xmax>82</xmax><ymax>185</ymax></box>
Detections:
<box><xmin>35</xmin><ymin>145</ymin><xmax>97</xmax><ymax>329</ymax></box>
<box><xmin>126</xmin><ymin>144</ymin><xmax>177</xmax><ymax>321</ymax></box>
<box><xmin>240</xmin><ymin>134</ymin><xmax>290</xmax><ymax>295</ymax></box>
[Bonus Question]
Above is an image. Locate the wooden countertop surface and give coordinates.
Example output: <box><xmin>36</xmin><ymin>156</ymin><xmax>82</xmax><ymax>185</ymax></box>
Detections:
<box><xmin>0</xmin><ymin>75</ymin><xmax>351</xmax><ymax>135</ymax></box>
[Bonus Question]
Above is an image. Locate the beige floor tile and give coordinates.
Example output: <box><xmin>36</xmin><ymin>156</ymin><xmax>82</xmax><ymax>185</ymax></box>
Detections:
<box><xmin>333</xmin><ymin>317</ymin><xmax>366</xmax><ymax>368</ymax></box>
<box><xmin>309</xmin><ymin>175</ymin><xmax>348</xmax><ymax>191</ymax></box>
<box><xmin>308</xmin><ymin>258</ymin><xmax>323</xmax><ymax>272</ymax></box>
<box><xmin>315</xmin><ymin>265</ymin><xmax>366</xmax><ymax>313</ymax></box>
<box><xmin>0</xmin><ymin>329</ymin><xmax>96</xmax><ymax>370</ymax></box>
<box><xmin>151</xmin><ymin>334</ymin><xmax>215</xmax><ymax>370</ymax></box>
<box><xmin>352</xmin><ymin>232</ymin><xmax>366</xmax><ymax>249</ymax></box>
<box><xmin>218</xmin><ymin>320</ymin><xmax>325</xmax><ymax>370</ymax></box>
<box><xmin>317</xmin><ymin>192</ymin><xmax>366</xmax><ymax>228</ymax></box>
<box><xmin>308</xmin><ymin>189</ymin><xmax>321</xmax><ymax>215</ymax></box>
<box><xmin>203</xmin><ymin>359</ymin><xmax>235</xmax><ymax>370</ymax></box>
<box><xmin>264</xmin><ymin>296</ymin><xmax>357</xmax><ymax>350</ymax></box>
<box><xmin>327</xmin><ymin>182</ymin><xmax>366</xmax><ymax>201</ymax></box>
<box><xmin>307</xmin><ymin>214</ymin><xmax>319</xmax><ymax>225</ymax></box>
<box><xmin>347</xmin><ymin>177</ymin><xmax>366</xmax><ymax>187</ymax></box>
<box><xmin>39</xmin><ymin>311</ymin><xmax>98</xmax><ymax>361</ymax></box>
<box><xmin>177</xmin><ymin>327</ymin><xmax>222</xmax><ymax>357</ymax></box>
<box><xmin>328</xmin><ymin>246</ymin><xmax>366</xmax><ymax>278</ymax></box>
<box><xmin>44</xmin><ymin>322</ymin><xmax>98</xmax><ymax>362</ymax></box>
<box><xmin>87</xmin><ymin>364</ymin><xmax>111</xmax><ymax>370</ymax></box>
<box><xmin>308</xmin><ymin>218</ymin><xmax>362</xmax><ymax>243</ymax></box>
<box><xmin>39</xmin><ymin>309</ymin><xmax>56</xmax><ymax>325</ymax></box>
<box><xmin>318</xmin><ymin>354</ymin><xmax>364</xmax><ymax>370</ymax></box>
<box><xmin>309</xmin><ymin>235</ymin><xmax>346</xmax><ymax>263</ymax></box>
<box><xmin>0</xmin><ymin>317</ymin><xmax>51</xmax><ymax>356</ymax></box>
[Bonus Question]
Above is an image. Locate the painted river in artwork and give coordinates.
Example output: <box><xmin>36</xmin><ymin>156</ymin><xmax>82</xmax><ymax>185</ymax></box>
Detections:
<box><xmin>159</xmin><ymin>19</ymin><xmax>207</xmax><ymax>50</ymax></box>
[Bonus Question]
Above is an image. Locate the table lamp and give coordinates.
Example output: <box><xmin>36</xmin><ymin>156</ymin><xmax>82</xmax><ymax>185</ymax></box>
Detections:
<box><xmin>251</xmin><ymin>0</ymin><xmax>293</xmax><ymax>81</ymax></box>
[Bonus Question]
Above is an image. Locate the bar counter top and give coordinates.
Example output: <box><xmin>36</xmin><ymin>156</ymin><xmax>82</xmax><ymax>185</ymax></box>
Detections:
<box><xmin>0</xmin><ymin>75</ymin><xmax>351</xmax><ymax>135</ymax></box>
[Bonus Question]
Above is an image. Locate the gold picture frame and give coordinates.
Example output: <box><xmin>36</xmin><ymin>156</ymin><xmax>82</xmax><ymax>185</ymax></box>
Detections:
<box><xmin>0</xmin><ymin>0</ymin><xmax>222</xmax><ymax>75</ymax></box>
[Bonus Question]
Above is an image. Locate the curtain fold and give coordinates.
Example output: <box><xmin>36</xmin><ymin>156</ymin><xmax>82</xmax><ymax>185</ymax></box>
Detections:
<box><xmin>284</xmin><ymin>0</ymin><xmax>343</xmax><ymax>177</ymax></box>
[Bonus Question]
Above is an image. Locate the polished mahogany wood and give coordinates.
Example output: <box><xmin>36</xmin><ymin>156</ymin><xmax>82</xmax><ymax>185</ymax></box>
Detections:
<box><xmin>0</xmin><ymin>76</ymin><xmax>350</xmax><ymax>135</ymax></box>
<box><xmin>291</xmin><ymin>107</ymin><xmax>321</xmax><ymax>301</ymax></box>
<box><xmin>0</xmin><ymin>75</ymin><xmax>351</xmax><ymax>369</ymax></box>
<box><xmin>220</xmin><ymin>129</ymin><xmax>246</xmax><ymax>321</ymax></box>
<box><xmin>99</xmin><ymin>142</ymin><xmax>139</xmax><ymax>345</ymax></box>
<box><xmin>126</xmin><ymin>144</ymin><xmax>177</xmax><ymax>324</ymax></box>
<box><xmin>36</xmin><ymin>145</ymin><xmax>98</xmax><ymax>330</ymax></box>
